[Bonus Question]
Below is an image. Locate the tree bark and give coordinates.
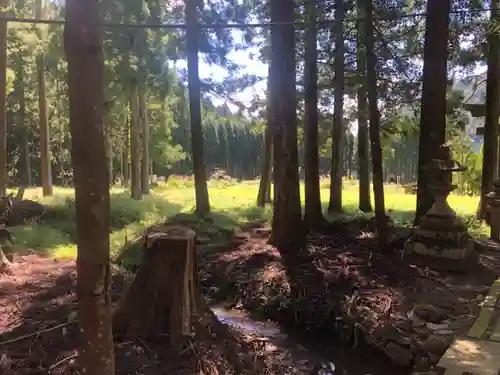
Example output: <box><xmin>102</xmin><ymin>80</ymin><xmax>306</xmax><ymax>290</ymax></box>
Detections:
<box><xmin>364</xmin><ymin>0</ymin><xmax>388</xmax><ymax>250</ymax></box>
<box><xmin>102</xmin><ymin>102</ymin><xmax>114</xmax><ymax>187</ymax></box>
<box><xmin>35</xmin><ymin>0</ymin><xmax>53</xmax><ymax>197</ymax></box>
<box><xmin>269</xmin><ymin>0</ymin><xmax>304</xmax><ymax>254</ymax></box>
<box><xmin>139</xmin><ymin>88</ymin><xmax>150</xmax><ymax>194</ymax></box>
<box><xmin>356</xmin><ymin>0</ymin><xmax>372</xmax><ymax>212</ymax></box>
<box><xmin>415</xmin><ymin>0</ymin><xmax>452</xmax><ymax>224</ymax></box>
<box><xmin>130</xmin><ymin>82</ymin><xmax>142</xmax><ymax>200</ymax></box>
<box><xmin>64</xmin><ymin>1</ymin><xmax>115</xmax><ymax>373</ymax></box>
<box><xmin>303</xmin><ymin>0</ymin><xmax>324</xmax><ymax>225</ymax></box>
<box><xmin>257</xmin><ymin>126</ymin><xmax>272</xmax><ymax>207</ymax></box>
<box><xmin>16</xmin><ymin>59</ymin><xmax>32</xmax><ymax>187</ymax></box>
<box><xmin>108</xmin><ymin>146</ymin><xmax>113</xmax><ymax>186</ymax></box>
<box><xmin>186</xmin><ymin>0</ymin><xmax>210</xmax><ymax>215</ymax></box>
<box><xmin>114</xmin><ymin>225</ymin><xmax>200</xmax><ymax>351</ymax></box>
<box><xmin>478</xmin><ymin>0</ymin><xmax>500</xmax><ymax>221</ymax></box>
<box><xmin>0</xmin><ymin>0</ymin><xmax>8</xmax><ymax>197</ymax></box>
<box><xmin>56</xmin><ymin>75</ymin><xmax>64</xmax><ymax>186</ymax></box>
<box><xmin>104</xmin><ymin>123</ymin><xmax>113</xmax><ymax>186</ymax></box>
<box><xmin>328</xmin><ymin>0</ymin><xmax>345</xmax><ymax>213</ymax></box>
<box><xmin>122</xmin><ymin>118</ymin><xmax>129</xmax><ymax>187</ymax></box>
<box><xmin>258</xmin><ymin>63</ymin><xmax>274</xmax><ymax>207</ymax></box>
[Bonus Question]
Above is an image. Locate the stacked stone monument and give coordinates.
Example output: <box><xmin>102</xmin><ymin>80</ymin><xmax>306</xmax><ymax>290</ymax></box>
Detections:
<box><xmin>406</xmin><ymin>144</ymin><xmax>476</xmax><ymax>267</ymax></box>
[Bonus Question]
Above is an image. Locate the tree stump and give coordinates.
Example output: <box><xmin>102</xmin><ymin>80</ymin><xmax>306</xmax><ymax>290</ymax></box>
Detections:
<box><xmin>113</xmin><ymin>225</ymin><xmax>200</xmax><ymax>350</ymax></box>
<box><xmin>14</xmin><ymin>186</ymin><xmax>25</xmax><ymax>201</ymax></box>
<box><xmin>0</xmin><ymin>247</ymin><xmax>11</xmax><ymax>274</ymax></box>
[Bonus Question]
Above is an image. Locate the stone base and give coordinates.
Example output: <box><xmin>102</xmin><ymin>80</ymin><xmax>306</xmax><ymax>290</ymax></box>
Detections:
<box><xmin>405</xmin><ymin>238</ymin><xmax>477</xmax><ymax>271</ymax></box>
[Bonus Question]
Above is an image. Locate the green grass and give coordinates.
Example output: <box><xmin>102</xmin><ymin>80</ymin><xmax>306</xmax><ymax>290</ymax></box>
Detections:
<box><xmin>4</xmin><ymin>180</ymin><xmax>487</xmax><ymax>266</ymax></box>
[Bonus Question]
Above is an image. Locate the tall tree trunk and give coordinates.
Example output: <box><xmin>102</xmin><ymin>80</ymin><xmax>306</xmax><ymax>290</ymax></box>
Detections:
<box><xmin>364</xmin><ymin>0</ymin><xmax>388</xmax><ymax>249</ymax></box>
<box><xmin>266</xmin><ymin>164</ymin><xmax>272</xmax><ymax>203</ymax></box>
<box><xmin>257</xmin><ymin>127</ymin><xmax>272</xmax><ymax>207</ymax></box>
<box><xmin>56</xmin><ymin>74</ymin><xmax>64</xmax><ymax>186</ymax></box>
<box><xmin>328</xmin><ymin>0</ymin><xmax>345</xmax><ymax>213</ymax></box>
<box><xmin>23</xmin><ymin>136</ymin><xmax>31</xmax><ymax>186</ymax></box>
<box><xmin>269</xmin><ymin>0</ymin><xmax>304</xmax><ymax>254</ymax></box>
<box><xmin>0</xmin><ymin>1</ymin><xmax>8</xmax><ymax>197</ymax></box>
<box><xmin>64</xmin><ymin>1</ymin><xmax>115</xmax><ymax>374</ymax></box>
<box><xmin>478</xmin><ymin>0</ymin><xmax>500</xmax><ymax>221</ymax></box>
<box><xmin>130</xmin><ymin>82</ymin><xmax>141</xmax><ymax>200</ymax></box>
<box><xmin>102</xmin><ymin>101</ymin><xmax>113</xmax><ymax>186</ymax></box>
<box><xmin>347</xmin><ymin>133</ymin><xmax>354</xmax><ymax>178</ymax></box>
<box><xmin>17</xmin><ymin>59</ymin><xmax>31</xmax><ymax>187</ymax></box>
<box><xmin>415</xmin><ymin>0</ymin><xmax>451</xmax><ymax>224</ymax></box>
<box><xmin>356</xmin><ymin>0</ymin><xmax>372</xmax><ymax>212</ymax></box>
<box><xmin>108</xmin><ymin>144</ymin><xmax>113</xmax><ymax>186</ymax></box>
<box><xmin>122</xmin><ymin>118</ymin><xmax>129</xmax><ymax>187</ymax></box>
<box><xmin>36</xmin><ymin>0</ymin><xmax>53</xmax><ymax>196</ymax></box>
<box><xmin>185</xmin><ymin>0</ymin><xmax>210</xmax><ymax>215</ymax></box>
<box><xmin>139</xmin><ymin>88</ymin><xmax>150</xmax><ymax>194</ymax></box>
<box><xmin>104</xmin><ymin>124</ymin><xmax>113</xmax><ymax>186</ymax></box>
<box><xmin>303</xmin><ymin>0</ymin><xmax>323</xmax><ymax>225</ymax></box>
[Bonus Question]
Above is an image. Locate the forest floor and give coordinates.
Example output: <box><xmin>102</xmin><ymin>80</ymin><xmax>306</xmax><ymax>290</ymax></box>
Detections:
<box><xmin>196</xmin><ymin>216</ymin><xmax>500</xmax><ymax>373</ymax></box>
<box><xmin>0</xmin><ymin>254</ymin><xmax>323</xmax><ymax>374</ymax></box>
<box><xmin>0</xmin><ymin>181</ymin><xmax>494</xmax><ymax>374</ymax></box>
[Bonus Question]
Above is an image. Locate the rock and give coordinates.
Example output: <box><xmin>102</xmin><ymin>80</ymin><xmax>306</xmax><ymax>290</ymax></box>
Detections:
<box><xmin>428</xmin><ymin>353</ymin><xmax>441</xmax><ymax>365</ymax></box>
<box><xmin>378</xmin><ymin>325</ymin><xmax>411</xmax><ymax>346</ymax></box>
<box><xmin>433</xmin><ymin>329</ymin><xmax>454</xmax><ymax>336</ymax></box>
<box><xmin>410</xmin><ymin>336</ymin><xmax>427</xmax><ymax>352</ymax></box>
<box><xmin>408</xmin><ymin>310</ymin><xmax>426</xmax><ymax>327</ymax></box>
<box><xmin>395</xmin><ymin>319</ymin><xmax>413</xmax><ymax>333</ymax></box>
<box><xmin>384</xmin><ymin>342</ymin><xmax>414</xmax><ymax>366</ymax></box>
<box><xmin>412</xmin><ymin>304</ymin><xmax>447</xmax><ymax>324</ymax></box>
<box><xmin>425</xmin><ymin>322</ymin><xmax>450</xmax><ymax>331</ymax></box>
<box><xmin>413</xmin><ymin>355</ymin><xmax>431</xmax><ymax>372</ymax></box>
<box><xmin>422</xmin><ymin>334</ymin><xmax>453</xmax><ymax>356</ymax></box>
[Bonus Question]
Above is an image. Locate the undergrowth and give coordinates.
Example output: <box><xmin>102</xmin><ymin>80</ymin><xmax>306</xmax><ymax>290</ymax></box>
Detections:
<box><xmin>3</xmin><ymin>180</ymin><xmax>488</xmax><ymax>268</ymax></box>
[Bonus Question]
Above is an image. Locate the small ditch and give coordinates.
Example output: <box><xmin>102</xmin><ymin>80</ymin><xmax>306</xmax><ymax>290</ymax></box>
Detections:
<box><xmin>211</xmin><ymin>305</ymin><xmax>407</xmax><ymax>375</ymax></box>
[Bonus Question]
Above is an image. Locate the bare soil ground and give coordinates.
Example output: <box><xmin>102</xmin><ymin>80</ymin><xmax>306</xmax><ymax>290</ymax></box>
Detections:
<box><xmin>0</xmin><ymin>255</ymin><xmax>315</xmax><ymax>374</ymax></box>
<box><xmin>1</xmin><ymin>216</ymin><xmax>498</xmax><ymax>374</ymax></box>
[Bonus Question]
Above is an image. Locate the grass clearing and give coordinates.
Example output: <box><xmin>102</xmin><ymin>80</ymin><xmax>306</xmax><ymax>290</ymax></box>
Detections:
<box><xmin>4</xmin><ymin>180</ymin><xmax>487</xmax><ymax>266</ymax></box>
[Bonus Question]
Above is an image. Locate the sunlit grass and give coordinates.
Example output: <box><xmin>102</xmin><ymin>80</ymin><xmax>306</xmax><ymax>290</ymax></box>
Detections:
<box><xmin>5</xmin><ymin>180</ymin><xmax>485</xmax><ymax>262</ymax></box>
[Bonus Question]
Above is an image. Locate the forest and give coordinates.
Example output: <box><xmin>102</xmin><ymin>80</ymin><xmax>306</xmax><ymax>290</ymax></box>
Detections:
<box><xmin>0</xmin><ymin>0</ymin><xmax>500</xmax><ymax>374</ymax></box>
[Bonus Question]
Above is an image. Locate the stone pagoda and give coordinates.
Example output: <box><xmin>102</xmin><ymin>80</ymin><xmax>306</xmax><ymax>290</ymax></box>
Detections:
<box><xmin>406</xmin><ymin>144</ymin><xmax>476</xmax><ymax>266</ymax></box>
<box><xmin>487</xmin><ymin>179</ymin><xmax>500</xmax><ymax>241</ymax></box>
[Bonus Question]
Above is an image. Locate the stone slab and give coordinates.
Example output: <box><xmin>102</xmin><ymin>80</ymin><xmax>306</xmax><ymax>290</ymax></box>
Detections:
<box><xmin>482</xmin><ymin>279</ymin><xmax>500</xmax><ymax>308</ymax></box>
<box><xmin>409</xmin><ymin>241</ymin><xmax>472</xmax><ymax>260</ymax></box>
<box><xmin>437</xmin><ymin>338</ymin><xmax>500</xmax><ymax>375</ymax></box>
<box><xmin>489</xmin><ymin>316</ymin><xmax>500</xmax><ymax>343</ymax></box>
<box><xmin>467</xmin><ymin>307</ymin><xmax>494</xmax><ymax>339</ymax></box>
<box><xmin>442</xmin><ymin>369</ymin><xmax>466</xmax><ymax>375</ymax></box>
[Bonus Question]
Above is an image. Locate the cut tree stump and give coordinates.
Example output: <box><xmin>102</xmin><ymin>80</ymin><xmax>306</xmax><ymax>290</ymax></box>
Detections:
<box><xmin>113</xmin><ymin>225</ymin><xmax>200</xmax><ymax>350</ymax></box>
<box><xmin>0</xmin><ymin>246</ymin><xmax>11</xmax><ymax>274</ymax></box>
<box><xmin>14</xmin><ymin>186</ymin><xmax>25</xmax><ymax>201</ymax></box>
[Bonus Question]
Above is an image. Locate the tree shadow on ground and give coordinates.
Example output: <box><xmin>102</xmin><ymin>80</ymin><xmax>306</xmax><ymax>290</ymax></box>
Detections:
<box><xmin>42</xmin><ymin>193</ymin><xmax>184</xmax><ymax>241</ymax></box>
<box><xmin>5</xmin><ymin>225</ymin><xmax>75</xmax><ymax>257</ymax></box>
<box><xmin>198</xmin><ymin>217</ymin><xmax>414</xmax><ymax>374</ymax></box>
<box><xmin>199</xmin><ymin>209</ymin><xmax>499</xmax><ymax>373</ymax></box>
<box><xmin>5</xmin><ymin>195</ymin><xmax>184</xmax><ymax>261</ymax></box>
<box><xmin>0</xmin><ymin>254</ymin><xmax>345</xmax><ymax>374</ymax></box>
<box><xmin>115</xmin><ymin>208</ymin><xmax>265</xmax><ymax>270</ymax></box>
<box><xmin>0</xmin><ymin>257</ymin><xmax>170</xmax><ymax>375</ymax></box>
